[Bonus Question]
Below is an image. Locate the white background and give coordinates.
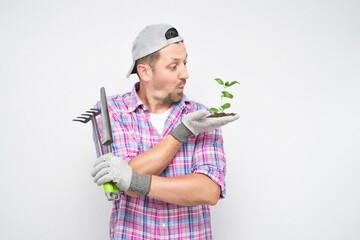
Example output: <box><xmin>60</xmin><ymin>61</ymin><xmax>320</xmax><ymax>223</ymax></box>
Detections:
<box><xmin>1</xmin><ymin>0</ymin><xmax>359</xmax><ymax>239</ymax></box>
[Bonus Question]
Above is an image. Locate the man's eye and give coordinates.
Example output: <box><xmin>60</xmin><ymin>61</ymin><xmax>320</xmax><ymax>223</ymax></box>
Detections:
<box><xmin>171</xmin><ymin>65</ymin><xmax>177</xmax><ymax>70</ymax></box>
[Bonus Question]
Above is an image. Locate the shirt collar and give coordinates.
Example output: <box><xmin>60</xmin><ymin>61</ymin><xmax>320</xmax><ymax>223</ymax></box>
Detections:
<box><xmin>127</xmin><ymin>82</ymin><xmax>191</xmax><ymax>113</ymax></box>
<box><xmin>175</xmin><ymin>93</ymin><xmax>191</xmax><ymax>112</ymax></box>
<box><xmin>127</xmin><ymin>82</ymin><xmax>144</xmax><ymax>113</ymax></box>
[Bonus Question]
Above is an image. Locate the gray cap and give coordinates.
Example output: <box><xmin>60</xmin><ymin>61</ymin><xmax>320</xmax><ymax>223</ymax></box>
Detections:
<box><xmin>126</xmin><ymin>24</ymin><xmax>184</xmax><ymax>78</ymax></box>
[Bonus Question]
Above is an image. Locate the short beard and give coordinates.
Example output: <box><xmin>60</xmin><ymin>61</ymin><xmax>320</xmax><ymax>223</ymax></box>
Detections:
<box><xmin>164</xmin><ymin>92</ymin><xmax>183</xmax><ymax>104</ymax></box>
<box><xmin>164</xmin><ymin>80</ymin><xmax>186</xmax><ymax>104</ymax></box>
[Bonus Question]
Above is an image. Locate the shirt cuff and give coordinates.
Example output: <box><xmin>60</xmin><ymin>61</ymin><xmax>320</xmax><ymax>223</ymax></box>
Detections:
<box><xmin>193</xmin><ymin>167</ymin><xmax>226</xmax><ymax>199</ymax></box>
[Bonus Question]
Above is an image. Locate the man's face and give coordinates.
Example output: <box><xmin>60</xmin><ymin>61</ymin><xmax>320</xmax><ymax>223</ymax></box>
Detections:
<box><xmin>149</xmin><ymin>42</ymin><xmax>189</xmax><ymax>104</ymax></box>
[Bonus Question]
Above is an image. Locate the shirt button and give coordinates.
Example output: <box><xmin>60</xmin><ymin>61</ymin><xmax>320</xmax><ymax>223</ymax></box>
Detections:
<box><xmin>162</xmin><ymin>223</ymin><xmax>166</xmax><ymax>228</ymax></box>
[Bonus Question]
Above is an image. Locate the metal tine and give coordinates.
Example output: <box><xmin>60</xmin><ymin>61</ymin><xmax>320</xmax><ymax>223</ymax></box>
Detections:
<box><xmin>89</xmin><ymin>108</ymin><xmax>101</xmax><ymax>112</ymax></box>
<box><xmin>87</xmin><ymin>108</ymin><xmax>101</xmax><ymax>116</ymax></box>
<box><xmin>73</xmin><ymin>116</ymin><xmax>91</xmax><ymax>123</ymax></box>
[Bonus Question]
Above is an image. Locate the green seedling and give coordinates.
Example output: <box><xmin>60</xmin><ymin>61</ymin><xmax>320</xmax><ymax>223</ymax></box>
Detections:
<box><xmin>209</xmin><ymin>78</ymin><xmax>240</xmax><ymax>114</ymax></box>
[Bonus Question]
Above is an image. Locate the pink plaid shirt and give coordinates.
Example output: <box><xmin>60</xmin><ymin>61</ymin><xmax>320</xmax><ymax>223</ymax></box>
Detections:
<box><xmin>95</xmin><ymin>83</ymin><xmax>227</xmax><ymax>239</ymax></box>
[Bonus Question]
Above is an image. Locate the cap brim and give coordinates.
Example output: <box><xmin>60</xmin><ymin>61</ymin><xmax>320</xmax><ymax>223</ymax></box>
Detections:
<box><xmin>126</xmin><ymin>61</ymin><xmax>136</xmax><ymax>78</ymax></box>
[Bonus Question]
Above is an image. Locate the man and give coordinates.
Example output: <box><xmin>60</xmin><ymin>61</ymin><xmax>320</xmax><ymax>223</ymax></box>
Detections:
<box><xmin>91</xmin><ymin>24</ymin><xmax>239</xmax><ymax>239</ymax></box>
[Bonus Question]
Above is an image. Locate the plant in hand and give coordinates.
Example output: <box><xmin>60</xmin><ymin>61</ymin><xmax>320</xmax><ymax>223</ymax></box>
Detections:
<box><xmin>209</xmin><ymin>78</ymin><xmax>239</xmax><ymax>117</ymax></box>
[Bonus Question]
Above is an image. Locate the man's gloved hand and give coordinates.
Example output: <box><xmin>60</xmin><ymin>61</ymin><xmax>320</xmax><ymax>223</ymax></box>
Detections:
<box><xmin>91</xmin><ymin>155</ymin><xmax>151</xmax><ymax>196</ymax></box>
<box><xmin>171</xmin><ymin>109</ymin><xmax>239</xmax><ymax>143</ymax></box>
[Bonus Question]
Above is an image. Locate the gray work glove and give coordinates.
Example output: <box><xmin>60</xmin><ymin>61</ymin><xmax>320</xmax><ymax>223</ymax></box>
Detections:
<box><xmin>171</xmin><ymin>109</ymin><xmax>240</xmax><ymax>143</ymax></box>
<box><xmin>91</xmin><ymin>155</ymin><xmax>151</xmax><ymax>196</ymax></box>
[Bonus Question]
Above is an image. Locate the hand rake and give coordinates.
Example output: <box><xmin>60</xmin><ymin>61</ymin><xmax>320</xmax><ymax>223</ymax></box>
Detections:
<box><xmin>73</xmin><ymin>108</ymin><xmax>120</xmax><ymax>201</ymax></box>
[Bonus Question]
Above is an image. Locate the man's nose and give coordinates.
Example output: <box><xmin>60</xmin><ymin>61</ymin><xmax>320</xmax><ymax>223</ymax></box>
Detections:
<box><xmin>180</xmin><ymin>64</ymin><xmax>189</xmax><ymax>80</ymax></box>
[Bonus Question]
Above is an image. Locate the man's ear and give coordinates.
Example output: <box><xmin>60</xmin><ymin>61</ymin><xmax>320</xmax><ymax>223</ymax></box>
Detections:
<box><xmin>137</xmin><ymin>64</ymin><xmax>152</xmax><ymax>82</ymax></box>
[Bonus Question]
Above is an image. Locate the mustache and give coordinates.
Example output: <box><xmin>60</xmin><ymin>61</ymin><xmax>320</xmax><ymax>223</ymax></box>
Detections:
<box><xmin>177</xmin><ymin>79</ymin><xmax>186</xmax><ymax>87</ymax></box>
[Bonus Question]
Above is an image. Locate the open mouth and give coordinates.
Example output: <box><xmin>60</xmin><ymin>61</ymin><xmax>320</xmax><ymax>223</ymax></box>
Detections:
<box><xmin>178</xmin><ymin>80</ymin><xmax>186</xmax><ymax>90</ymax></box>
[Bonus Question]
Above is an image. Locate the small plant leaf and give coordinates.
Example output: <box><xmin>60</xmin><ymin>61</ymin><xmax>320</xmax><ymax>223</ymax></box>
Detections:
<box><xmin>222</xmin><ymin>103</ymin><xmax>231</xmax><ymax>109</ymax></box>
<box><xmin>227</xmin><ymin>81</ymin><xmax>240</xmax><ymax>87</ymax></box>
<box><xmin>214</xmin><ymin>78</ymin><xmax>224</xmax><ymax>85</ymax></box>
<box><xmin>222</xmin><ymin>91</ymin><xmax>233</xmax><ymax>99</ymax></box>
<box><xmin>225</xmin><ymin>81</ymin><xmax>230</xmax><ymax>87</ymax></box>
<box><xmin>209</xmin><ymin>108</ymin><xmax>219</xmax><ymax>113</ymax></box>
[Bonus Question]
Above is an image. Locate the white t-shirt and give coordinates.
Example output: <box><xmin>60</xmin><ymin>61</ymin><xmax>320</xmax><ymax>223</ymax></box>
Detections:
<box><xmin>149</xmin><ymin>108</ymin><xmax>171</xmax><ymax>134</ymax></box>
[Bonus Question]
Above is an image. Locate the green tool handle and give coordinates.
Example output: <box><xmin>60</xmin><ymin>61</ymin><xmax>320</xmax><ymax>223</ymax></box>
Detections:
<box><xmin>103</xmin><ymin>182</ymin><xmax>120</xmax><ymax>195</ymax></box>
<box><xmin>103</xmin><ymin>153</ymin><xmax>120</xmax><ymax>200</ymax></box>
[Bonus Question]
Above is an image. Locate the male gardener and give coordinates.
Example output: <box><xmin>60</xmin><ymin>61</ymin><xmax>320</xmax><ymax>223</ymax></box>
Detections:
<box><xmin>91</xmin><ymin>24</ymin><xmax>239</xmax><ymax>239</ymax></box>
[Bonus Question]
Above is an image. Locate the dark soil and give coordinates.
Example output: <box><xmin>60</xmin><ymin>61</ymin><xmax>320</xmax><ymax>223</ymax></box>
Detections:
<box><xmin>207</xmin><ymin>112</ymin><xmax>237</xmax><ymax>118</ymax></box>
